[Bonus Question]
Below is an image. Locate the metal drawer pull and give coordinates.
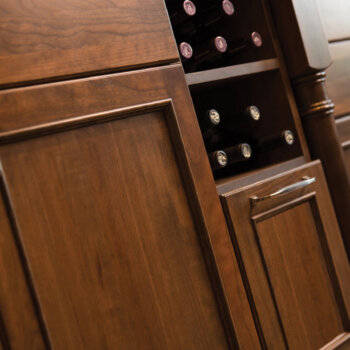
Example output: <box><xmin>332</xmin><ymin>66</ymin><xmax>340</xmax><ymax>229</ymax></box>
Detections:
<box><xmin>250</xmin><ymin>176</ymin><xmax>316</xmax><ymax>204</ymax></box>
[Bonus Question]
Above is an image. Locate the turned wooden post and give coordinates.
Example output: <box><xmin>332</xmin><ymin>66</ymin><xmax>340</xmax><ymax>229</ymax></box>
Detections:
<box><xmin>269</xmin><ymin>0</ymin><xmax>350</xmax><ymax>256</ymax></box>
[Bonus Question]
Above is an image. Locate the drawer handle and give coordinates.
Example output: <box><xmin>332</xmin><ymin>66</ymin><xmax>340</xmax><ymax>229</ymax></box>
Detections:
<box><xmin>250</xmin><ymin>176</ymin><xmax>316</xmax><ymax>204</ymax></box>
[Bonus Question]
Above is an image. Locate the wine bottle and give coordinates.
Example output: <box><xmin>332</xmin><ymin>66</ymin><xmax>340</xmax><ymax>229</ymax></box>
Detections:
<box><xmin>191</xmin><ymin>32</ymin><xmax>263</xmax><ymax>67</ymax></box>
<box><xmin>179</xmin><ymin>42</ymin><xmax>194</xmax><ymax>60</ymax></box>
<box><xmin>225</xmin><ymin>105</ymin><xmax>261</xmax><ymax>129</ymax></box>
<box><xmin>170</xmin><ymin>0</ymin><xmax>197</xmax><ymax>28</ymax></box>
<box><xmin>192</xmin><ymin>35</ymin><xmax>228</xmax><ymax>65</ymax></box>
<box><xmin>203</xmin><ymin>108</ymin><xmax>221</xmax><ymax>127</ymax></box>
<box><xmin>208</xmin><ymin>143</ymin><xmax>252</xmax><ymax>170</ymax></box>
<box><xmin>200</xmin><ymin>0</ymin><xmax>235</xmax><ymax>27</ymax></box>
<box><xmin>176</xmin><ymin>0</ymin><xmax>235</xmax><ymax>38</ymax></box>
<box><xmin>226</xmin><ymin>31</ymin><xmax>263</xmax><ymax>56</ymax></box>
<box><xmin>257</xmin><ymin>130</ymin><xmax>295</xmax><ymax>152</ymax></box>
<box><xmin>201</xmin><ymin>109</ymin><xmax>221</xmax><ymax>139</ymax></box>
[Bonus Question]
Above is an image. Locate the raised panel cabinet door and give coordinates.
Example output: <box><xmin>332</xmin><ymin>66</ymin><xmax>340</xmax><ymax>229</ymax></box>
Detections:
<box><xmin>0</xmin><ymin>65</ymin><xmax>261</xmax><ymax>350</ymax></box>
<box><xmin>220</xmin><ymin>161</ymin><xmax>350</xmax><ymax>350</ymax></box>
<box><xmin>0</xmin><ymin>0</ymin><xmax>178</xmax><ymax>87</ymax></box>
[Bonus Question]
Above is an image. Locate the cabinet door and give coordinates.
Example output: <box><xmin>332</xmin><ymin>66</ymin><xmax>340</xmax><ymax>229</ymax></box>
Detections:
<box><xmin>220</xmin><ymin>161</ymin><xmax>350</xmax><ymax>350</ymax></box>
<box><xmin>0</xmin><ymin>65</ymin><xmax>260</xmax><ymax>350</ymax></box>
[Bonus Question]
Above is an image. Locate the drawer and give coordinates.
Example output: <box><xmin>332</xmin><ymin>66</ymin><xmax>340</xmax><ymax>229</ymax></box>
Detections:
<box><xmin>0</xmin><ymin>0</ymin><xmax>178</xmax><ymax>87</ymax></box>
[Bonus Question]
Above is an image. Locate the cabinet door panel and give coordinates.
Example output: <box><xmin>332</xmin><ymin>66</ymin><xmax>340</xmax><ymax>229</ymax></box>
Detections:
<box><xmin>0</xmin><ymin>109</ymin><xmax>229</xmax><ymax>350</ymax></box>
<box><xmin>0</xmin><ymin>65</ymin><xmax>260</xmax><ymax>349</ymax></box>
<box><xmin>0</xmin><ymin>176</ymin><xmax>47</xmax><ymax>350</ymax></box>
<box><xmin>220</xmin><ymin>161</ymin><xmax>350</xmax><ymax>350</ymax></box>
<box><xmin>255</xmin><ymin>201</ymin><xmax>343</xmax><ymax>349</ymax></box>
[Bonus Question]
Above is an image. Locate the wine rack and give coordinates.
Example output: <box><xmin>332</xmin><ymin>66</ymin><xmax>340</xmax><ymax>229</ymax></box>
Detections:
<box><xmin>190</xmin><ymin>70</ymin><xmax>302</xmax><ymax>177</ymax></box>
<box><xmin>168</xmin><ymin>0</ymin><xmax>275</xmax><ymax>73</ymax></box>
<box><xmin>164</xmin><ymin>0</ymin><xmax>308</xmax><ymax>180</ymax></box>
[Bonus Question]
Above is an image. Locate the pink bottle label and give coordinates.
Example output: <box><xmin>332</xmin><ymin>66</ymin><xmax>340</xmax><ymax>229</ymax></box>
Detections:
<box><xmin>183</xmin><ymin>0</ymin><xmax>196</xmax><ymax>16</ymax></box>
<box><xmin>222</xmin><ymin>0</ymin><xmax>234</xmax><ymax>15</ymax></box>
<box><xmin>214</xmin><ymin>36</ymin><xmax>228</xmax><ymax>53</ymax></box>
<box><xmin>251</xmin><ymin>32</ymin><xmax>263</xmax><ymax>47</ymax></box>
<box><xmin>179</xmin><ymin>42</ymin><xmax>193</xmax><ymax>59</ymax></box>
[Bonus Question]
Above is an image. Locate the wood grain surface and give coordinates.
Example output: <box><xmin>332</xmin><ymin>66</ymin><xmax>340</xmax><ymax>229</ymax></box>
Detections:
<box><xmin>336</xmin><ymin>116</ymin><xmax>350</xmax><ymax>177</ymax></box>
<box><xmin>0</xmin><ymin>64</ymin><xmax>261</xmax><ymax>349</ymax></box>
<box><xmin>0</xmin><ymin>169</ymin><xmax>48</xmax><ymax>349</ymax></box>
<box><xmin>0</xmin><ymin>109</ymin><xmax>230</xmax><ymax>350</ymax></box>
<box><xmin>256</xmin><ymin>202</ymin><xmax>344</xmax><ymax>349</ymax></box>
<box><xmin>220</xmin><ymin>161</ymin><xmax>350</xmax><ymax>350</ymax></box>
<box><xmin>0</xmin><ymin>0</ymin><xmax>178</xmax><ymax>87</ymax></box>
<box><xmin>293</xmin><ymin>71</ymin><xmax>350</xmax><ymax>254</ymax></box>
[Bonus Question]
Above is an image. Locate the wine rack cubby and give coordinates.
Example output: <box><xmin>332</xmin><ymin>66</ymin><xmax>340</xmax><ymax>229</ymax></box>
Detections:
<box><xmin>189</xmin><ymin>70</ymin><xmax>303</xmax><ymax>178</ymax></box>
<box><xmin>164</xmin><ymin>0</ymin><xmax>309</xmax><ymax>180</ymax></box>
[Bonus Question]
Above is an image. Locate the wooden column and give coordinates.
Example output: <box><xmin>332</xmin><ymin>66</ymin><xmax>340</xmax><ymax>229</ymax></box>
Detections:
<box><xmin>269</xmin><ymin>0</ymin><xmax>350</xmax><ymax>256</ymax></box>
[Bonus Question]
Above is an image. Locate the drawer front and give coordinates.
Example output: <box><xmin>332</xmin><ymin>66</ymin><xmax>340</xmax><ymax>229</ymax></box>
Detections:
<box><xmin>220</xmin><ymin>161</ymin><xmax>350</xmax><ymax>350</ymax></box>
<box><xmin>0</xmin><ymin>0</ymin><xmax>178</xmax><ymax>87</ymax></box>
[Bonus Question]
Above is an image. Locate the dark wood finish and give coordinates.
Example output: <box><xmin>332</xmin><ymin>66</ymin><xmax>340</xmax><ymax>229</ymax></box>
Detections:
<box><xmin>336</xmin><ymin>116</ymin><xmax>350</xmax><ymax>178</ymax></box>
<box><xmin>336</xmin><ymin>116</ymin><xmax>350</xmax><ymax>146</ymax></box>
<box><xmin>268</xmin><ymin>0</ymin><xmax>331</xmax><ymax>78</ymax></box>
<box><xmin>166</xmin><ymin>0</ymin><xmax>276</xmax><ymax>74</ymax></box>
<box><xmin>216</xmin><ymin>157</ymin><xmax>306</xmax><ymax>195</ymax></box>
<box><xmin>1</xmin><ymin>108</ymin><xmax>231</xmax><ymax>350</ymax></box>
<box><xmin>293</xmin><ymin>71</ymin><xmax>350</xmax><ymax>254</ymax></box>
<box><xmin>161</xmin><ymin>67</ymin><xmax>261</xmax><ymax>350</ymax></box>
<box><xmin>317</xmin><ymin>0</ymin><xmax>350</xmax><ymax>42</ymax></box>
<box><xmin>0</xmin><ymin>0</ymin><xmax>178</xmax><ymax>88</ymax></box>
<box><xmin>0</xmin><ymin>169</ymin><xmax>48</xmax><ymax>350</ymax></box>
<box><xmin>189</xmin><ymin>69</ymin><xmax>305</xmax><ymax>178</ymax></box>
<box><xmin>327</xmin><ymin>41</ymin><xmax>350</xmax><ymax>118</ymax></box>
<box><xmin>0</xmin><ymin>64</ymin><xmax>261</xmax><ymax>350</ymax></box>
<box><xmin>344</xmin><ymin>145</ymin><xmax>350</xmax><ymax>178</ymax></box>
<box><xmin>269</xmin><ymin>0</ymin><xmax>350</xmax><ymax>255</ymax></box>
<box><xmin>220</xmin><ymin>160</ymin><xmax>350</xmax><ymax>350</ymax></box>
<box><xmin>185</xmin><ymin>58</ymin><xmax>279</xmax><ymax>86</ymax></box>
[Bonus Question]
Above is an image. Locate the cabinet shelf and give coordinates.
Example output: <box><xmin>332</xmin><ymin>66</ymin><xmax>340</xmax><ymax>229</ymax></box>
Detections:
<box><xmin>185</xmin><ymin>58</ymin><xmax>279</xmax><ymax>86</ymax></box>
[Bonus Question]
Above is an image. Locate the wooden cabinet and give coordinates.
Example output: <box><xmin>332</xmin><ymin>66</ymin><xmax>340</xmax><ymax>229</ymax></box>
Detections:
<box><xmin>0</xmin><ymin>64</ymin><xmax>261</xmax><ymax>350</ymax></box>
<box><xmin>0</xmin><ymin>0</ymin><xmax>349</xmax><ymax>349</ymax></box>
<box><xmin>219</xmin><ymin>161</ymin><xmax>350</xmax><ymax>349</ymax></box>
